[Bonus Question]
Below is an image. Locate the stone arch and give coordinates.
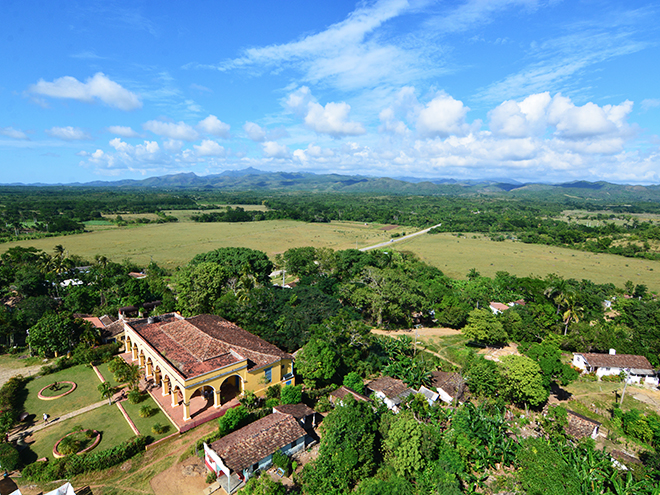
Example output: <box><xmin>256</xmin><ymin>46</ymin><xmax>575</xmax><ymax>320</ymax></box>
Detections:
<box><xmin>145</xmin><ymin>357</ymin><xmax>154</xmax><ymax>378</ymax></box>
<box><xmin>161</xmin><ymin>374</ymin><xmax>172</xmax><ymax>397</ymax></box>
<box><xmin>171</xmin><ymin>385</ymin><xmax>182</xmax><ymax>408</ymax></box>
<box><xmin>138</xmin><ymin>350</ymin><xmax>145</xmax><ymax>367</ymax></box>
<box><xmin>153</xmin><ymin>365</ymin><xmax>162</xmax><ymax>387</ymax></box>
<box><xmin>131</xmin><ymin>344</ymin><xmax>138</xmax><ymax>361</ymax></box>
<box><xmin>188</xmin><ymin>384</ymin><xmax>216</xmax><ymax>419</ymax></box>
<box><xmin>124</xmin><ymin>336</ymin><xmax>132</xmax><ymax>354</ymax></box>
<box><xmin>219</xmin><ymin>374</ymin><xmax>243</xmax><ymax>405</ymax></box>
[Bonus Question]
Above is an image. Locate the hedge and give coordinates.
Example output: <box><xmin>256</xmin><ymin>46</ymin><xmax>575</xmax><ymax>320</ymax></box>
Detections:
<box><xmin>22</xmin><ymin>435</ymin><xmax>148</xmax><ymax>482</ymax></box>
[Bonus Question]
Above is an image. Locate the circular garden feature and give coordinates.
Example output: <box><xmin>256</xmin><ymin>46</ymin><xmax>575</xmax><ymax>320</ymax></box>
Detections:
<box><xmin>53</xmin><ymin>429</ymin><xmax>101</xmax><ymax>458</ymax></box>
<box><xmin>38</xmin><ymin>381</ymin><xmax>77</xmax><ymax>400</ymax></box>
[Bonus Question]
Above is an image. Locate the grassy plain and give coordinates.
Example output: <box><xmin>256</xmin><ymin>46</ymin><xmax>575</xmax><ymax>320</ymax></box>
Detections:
<box><xmin>391</xmin><ymin>232</ymin><xmax>660</xmax><ymax>292</ymax></box>
<box><xmin>0</xmin><ymin>220</ymin><xmax>407</xmax><ymax>269</ymax></box>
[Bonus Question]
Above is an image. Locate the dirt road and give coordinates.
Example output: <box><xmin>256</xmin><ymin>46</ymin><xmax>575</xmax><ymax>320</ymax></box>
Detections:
<box><xmin>0</xmin><ymin>364</ymin><xmax>43</xmax><ymax>387</ymax></box>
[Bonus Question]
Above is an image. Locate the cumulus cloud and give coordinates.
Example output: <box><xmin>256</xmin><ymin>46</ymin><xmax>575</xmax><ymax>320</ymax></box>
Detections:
<box><xmin>243</xmin><ymin>122</ymin><xmax>266</xmax><ymax>142</ymax></box>
<box><xmin>163</xmin><ymin>139</ymin><xmax>183</xmax><ymax>152</ymax></box>
<box><xmin>417</xmin><ymin>92</ymin><xmax>471</xmax><ymax>138</ymax></box>
<box><xmin>293</xmin><ymin>143</ymin><xmax>335</xmax><ymax>163</ymax></box>
<box><xmin>143</xmin><ymin>120</ymin><xmax>199</xmax><ymax>141</ymax></box>
<box><xmin>489</xmin><ymin>93</ymin><xmax>634</xmax><ymax>140</ymax></box>
<box><xmin>262</xmin><ymin>141</ymin><xmax>290</xmax><ymax>158</ymax></box>
<box><xmin>379</xmin><ymin>108</ymin><xmax>408</xmax><ymax>135</ymax></box>
<box><xmin>0</xmin><ymin>127</ymin><xmax>29</xmax><ymax>140</ymax></box>
<box><xmin>45</xmin><ymin>126</ymin><xmax>92</xmax><ymax>141</ymax></box>
<box><xmin>29</xmin><ymin>72</ymin><xmax>141</xmax><ymax>110</ymax></box>
<box><xmin>107</xmin><ymin>125</ymin><xmax>141</xmax><ymax>138</ymax></box>
<box><xmin>194</xmin><ymin>139</ymin><xmax>226</xmax><ymax>157</ymax></box>
<box><xmin>197</xmin><ymin>115</ymin><xmax>230</xmax><ymax>138</ymax></box>
<box><xmin>286</xmin><ymin>86</ymin><xmax>365</xmax><ymax>137</ymax></box>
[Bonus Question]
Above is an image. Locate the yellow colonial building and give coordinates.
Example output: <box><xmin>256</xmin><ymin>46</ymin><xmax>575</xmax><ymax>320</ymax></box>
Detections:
<box><xmin>120</xmin><ymin>313</ymin><xmax>293</xmax><ymax>422</ymax></box>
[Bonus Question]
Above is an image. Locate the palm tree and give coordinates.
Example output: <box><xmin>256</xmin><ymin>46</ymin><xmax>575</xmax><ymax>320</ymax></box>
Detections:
<box><xmin>98</xmin><ymin>381</ymin><xmax>116</xmax><ymax>405</ymax></box>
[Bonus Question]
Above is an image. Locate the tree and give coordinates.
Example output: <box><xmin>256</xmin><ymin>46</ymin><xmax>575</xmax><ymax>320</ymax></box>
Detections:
<box><xmin>499</xmin><ymin>354</ymin><xmax>548</xmax><ymax>408</ymax></box>
<box><xmin>98</xmin><ymin>381</ymin><xmax>116</xmax><ymax>405</ymax></box>
<box><xmin>176</xmin><ymin>262</ymin><xmax>231</xmax><ymax>315</ymax></box>
<box><xmin>280</xmin><ymin>384</ymin><xmax>302</xmax><ymax>405</ymax></box>
<box><xmin>242</xmin><ymin>474</ymin><xmax>287</xmax><ymax>495</ymax></box>
<box><xmin>0</xmin><ymin>442</ymin><xmax>20</xmax><ymax>471</ymax></box>
<box><xmin>218</xmin><ymin>405</ymin><xmax>250</xmax><ymax>436</ymax></box>
<box><xmin>384</xmin><ymin>411</ymin><xmax>428</xmax><ymax>478</ymax></box>
<box><xmin>302</xmin><ymin>396</ymin><xmax>379</xmax><ymax>494</ymax></box>
<box><xmin>343</xmin><ymin>372</ymin><xmax>365</xmax><ymax>394</ymax></box>
<box><xmin>462</xmin><ymin>308</ymin><xmax>508</xmax><ymax>346</ymax></box>
<box><xmin>189</xmin><ymin>247</ymin><xmax>274</xmax><ymax>287</ymax></box>
<box><xmin>295</xmin><ymin>338</ymin><xmax>337</xmax><ymax>388</ymax></box>
<box><xmin>26</xmin><ymin>312</ymin><xmax>87</xmax><ymax>357</ymax></box>
<box><xmin>465</xmin><ymin>358</ymin><xmax>502</xmax><ymax>398</ymax></box>
<box><xmin>282</xmin><ymin>247</ymin><xmax>319</xmax><ymax>278</ymax></box>
<box><xmin>108</xmin><ymin>357</ymin><xmax>143</xmax><ymax>390</ymax></box>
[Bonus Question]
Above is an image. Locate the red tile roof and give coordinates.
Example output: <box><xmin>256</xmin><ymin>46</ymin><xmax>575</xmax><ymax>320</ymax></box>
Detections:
<box><xmin>577</xmin><ymin>353</ymin><xmax>653</xmax><ymax>371</ymax></box>
<box><xmin>129</xmin><ymin>314</ymin><xmax>292</xmax><ymax>379</ymax></box>
<box><xmin>273</xmin><ymin>403</ymin><xmax>314</xmax><ymax>420</ymax></box>
<box><xmin>210</xmin><ymin>413</ymin><xmax>306</xmax><ymax>473</ymax></box>
<box><xmin>329</xmin><ymin>385</ymin><xmax>372</xmax><ymax>403</ymax></box>
<box><xmin>366</xmin><ymin>376</ymin><xmax>413</xmax><ymax>400</ymax></box>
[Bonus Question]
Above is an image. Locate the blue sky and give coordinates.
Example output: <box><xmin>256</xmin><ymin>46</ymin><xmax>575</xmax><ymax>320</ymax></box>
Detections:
<box><xmin>1</xmin><ymin>0</ymin><xmax>659</xmax><ymax>184</ymax></box>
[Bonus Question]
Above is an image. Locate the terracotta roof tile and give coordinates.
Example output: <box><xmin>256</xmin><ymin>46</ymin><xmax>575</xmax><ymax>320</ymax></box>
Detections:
<box><xmin>577</xmin><ymin>353</ymin><xmax>653</xmax><ymax>371</ymax></box>
<box><xmin>129</xmin><ymin>314</ymin><xmax>292</xmax><ymax>379</ymax></box>
<box><xmin>366</xmin><ymin>376</ymin><xmax>413</xmax><ymax>400</ymax></box>
<box><xmin>210</xmin><ymin>413</ymin><xmax>306</xmax><ymax>473</ymax></box>
<box><xmin>273</xmin><ymin>403</ymin><xmax>314</xmax><ymax>420</ymax></box>
<box><xmin>329</xmin><ymin>385</ymin><xmax>372</xmax><ymax>403</ymax></box>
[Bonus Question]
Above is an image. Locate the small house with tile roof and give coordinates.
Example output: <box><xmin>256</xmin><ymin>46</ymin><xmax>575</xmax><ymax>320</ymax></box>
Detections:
<box><xmin>329</xmin><ymin>385</ymin><xmax>372</xmax><ymax>406</ymax></box>
<box><xmin>572</xmin><ymin>350</ymin><xmax>658</xmax><ymax>386</ymax></box>
<box><xmin>273</xmin><ymin>403</ymin><xmax>318</xmax><ymax>431</ymax></box>
<box><xmin>366</xmin><ymin>376</ymin><xmax>416</xmax><ymax>413</ymax></box>
<box><xmin>122</xmin><ymin>313</ymin><xmax>294</xmax><ymax>422</ymax></box>
<box><xmin>431</xmin><ymin>371</ymin><xmax>467</xmax><ymax>404</ymax></box>
<box><xmin>207</xmin><ymin>412</ymin><xmax>308</xmax><ymax>484</ymax></box>
<box><xmin>565</xmin><ymin>410</ymin><xmax>601</xmax><ymax>440</ymax></box>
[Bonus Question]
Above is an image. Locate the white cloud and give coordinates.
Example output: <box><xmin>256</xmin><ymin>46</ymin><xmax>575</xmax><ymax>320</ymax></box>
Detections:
<box><xmin>207</xmin><ymin>0</ymin><xmax>436</xmax><ymax>91</ymax></box>
<box><xmin>29</xmin><ymin>72</ymin><xmax>142</xmax><ymax>110</ymax></box>
<box><xmin>417</xmin><ymin>92</ymin><xmax>471</xmax><ymax>138</ymax></box>
<box><xmin>286</xmin><ymin>86</ymin><xmax>364</xmax><ymax>137</ymax></box>
<box><xmin>163</xmin><ymin>139</ymin><xmax>183</xmax><ymax>152</ymax></box>
<box><xmin>262</xmin><ymin>141</ymin><xmax>290</xmax><ymax>158</ymax></box>
<box><xmin>243</xmin><ymin>122</ymin><xmax>266</xmax><ymax>142</ymax></box>
<box><xmin>293</xmin><ymin>143</ymin><xmax>335</xmax><ymax>163</ymax></box>
<box><xmin>143</xmin><ymin>120</ymin><xmax>199</xmax><ymax>141</ymax></box>
<box><xmin>641</xmin><ymin>99</ymin><xmax>660</xmax><ymax>112</ymax></box>
<box><xmin>194</xmin><ymin>139</ymin><xmax>226</xmax><ymax>157</ymax></box>
<box><xmin>198</xmin><ymin>115</ymin><xmax>230</xmax><ymax>138</ymax></box>
<box><xmin>45</xmin><ymin>126</ymin><xmax>92</xmax><ymax>141</ymax></box>
<box><xmin>0</xmin><ymin>127</ymin><xmax>29</xmax><ymax>140</ymax></box>
<box><xmin>379</xmin><ymin>108</ymin><xmax>408</xmax><ymax>135</ymax></box>
<box><xmin>489</xmin><ymin>92</ymin><xmax>552</xmax><ymax>137</ymax></box>
<box><xmin>107</xmin><ymin>125</ymin><xmax>141</xmax><ymax>138</ymax></box>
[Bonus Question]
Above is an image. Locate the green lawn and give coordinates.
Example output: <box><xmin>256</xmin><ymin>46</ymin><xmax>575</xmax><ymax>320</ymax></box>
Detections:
<box><xmin>23</xmin><ymin>365</ymin><xmax>103</xmax><ymax>420</ymax></box>
<box><xmin>21</xmin><ymin>404</ymin><xmax>134</xmax><ymax>463</ymax></box>
<box><xmin>0</xmin><ymin>352</ymin><xmax>49</xmax><ymax>371</ymax></box>
<box><xmin>96</xmin><ymin>362</ymin><xmax>122</xmax><ymax>388</ymax></box>
<box><xmin>120</xmin><ymin>394</ymin><xmax>176</xmax><ymax>441</ymax></box>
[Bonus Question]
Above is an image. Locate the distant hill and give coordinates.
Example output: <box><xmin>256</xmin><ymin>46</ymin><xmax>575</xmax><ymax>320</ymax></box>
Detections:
<box><xmin>4</xmin><ymin>169</ymin><xmax>660</xmax><ymax>202</ymax></box>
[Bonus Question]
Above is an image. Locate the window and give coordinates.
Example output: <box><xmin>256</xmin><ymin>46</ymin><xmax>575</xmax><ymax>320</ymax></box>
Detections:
<box><xmin>264</xmin><ymin>367</ymin><xmax>272</xmax><ymax>383</ymax></box>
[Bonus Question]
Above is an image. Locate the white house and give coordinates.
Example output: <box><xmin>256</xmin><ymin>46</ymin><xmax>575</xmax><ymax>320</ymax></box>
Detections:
<box><xmin>572</xmin><ymin>350</ymin><xmax>658</xmax><ymax>386</ymax></box>
<box><xmin>366</xmin><ymin>376</ymin><xmax>416</xmax><ymax>413</ymax></box>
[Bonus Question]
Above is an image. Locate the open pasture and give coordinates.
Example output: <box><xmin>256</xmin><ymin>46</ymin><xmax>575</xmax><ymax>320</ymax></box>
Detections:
<box><xmin>391</xmin><ymin>232</ymin><xmax>660</xmax><ymax>292</ymax></box>
<box><xmin>0</xmin><ymin>220</ymin><xmax>407</xmax><ymax>268</ymax></box>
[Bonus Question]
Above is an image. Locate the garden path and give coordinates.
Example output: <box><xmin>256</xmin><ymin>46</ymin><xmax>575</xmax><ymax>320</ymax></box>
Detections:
<box><xmin>9</xmin><ymin>400</ymin><xmax>107</xmax><ymax>441</ymax></box>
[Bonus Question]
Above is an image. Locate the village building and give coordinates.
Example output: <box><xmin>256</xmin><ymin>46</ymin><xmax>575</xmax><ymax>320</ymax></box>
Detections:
<box><xmin>489</xmin><ymin>299</ymin><xmax>525</xmax><ymax>315</ymax></box>
<box><xmin>328</xmin><ymin>385</ymin><xmax>372</xmax><ymax>407</ymax></box>
<box><xmin>565</xmin><ymin>410</ymin><xmax>601</xmax><ymax>440</ymax></box>
<box><xmin>115</xmin><ymin>313</ymin><xmax>293</xmax><ymax>423</ymax></box>
<box><xmin>273</xmin><ymin>403</ymin><xmax>318</xmax><ymax>432</ymax></box>
<box><xmin>366</xmin><ymin>376</ymin><xmax>416</xmax><ymax>413</ymax></box>
<box><xmin>572</xmin><ymin>350</ymin><xmax>658</xmax><ymax>386</ymax></box>
<box><xmin>205</xmin><ymin>411</ymin><xmax>310</xmax><ymax>491</ymax></box>
<box><xmin>431</xmin><ymin>371</ymin><xmax>467</xmax><ymax>404</ymax></box>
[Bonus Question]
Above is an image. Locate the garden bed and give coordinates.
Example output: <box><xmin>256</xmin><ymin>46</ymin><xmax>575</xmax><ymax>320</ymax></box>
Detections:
<box><xmin>38</xmin><ymin>381</ymin><xmax>76</xmax><ymax>400</ymax></box>
<box><xmin>52</xmin><ymin>428</ymin><xmax>101</xmax><ymax>458</ymax></box>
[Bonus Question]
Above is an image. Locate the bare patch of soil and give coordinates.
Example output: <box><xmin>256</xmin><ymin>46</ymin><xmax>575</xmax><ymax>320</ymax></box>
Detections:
<box><xmin>150</xmin><ymin>456</ymin><xmax>210</xmax><ymax>495</ymax></box>
<box><xmin>479</xmin><ymin>343</ymin><xmax>521</xmax><ymax>362</ymax></box>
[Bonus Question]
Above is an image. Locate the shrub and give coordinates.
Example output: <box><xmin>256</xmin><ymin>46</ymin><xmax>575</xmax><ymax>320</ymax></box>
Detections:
<box><xmin>265</xmin><ymin>398</ymin><xmax>280</xmax><ymax>409</ymax></box>
<box><xmin>266</xmin><ymin>384</ymin><xmax>281</xmax><ymax>400</ymax></box>
<box><xmin>281</xmin><ymin>385</ymin><xmax>302</xmax><ymax>405</ymax></box>
<box><xmin>0</xmin><ymin>442</ymin><xmax>21</xmax><ymax>471</ymax></box>
<box><xmin>272</xmin><ymin>450</ymin><xmax>292</xmax><ymax>475</ymax></box>
<box><xmin>127</xmin><ymin>390</ymin><xmax>145</xmax><ymax>404</ymax></box>
<box><xmin>139</xmin><ymin>405</ymin><xmax>153</xmax><ymax>418</ymax></box>
<box><xmin>151</xmin><ymin>423</ymin><xmax>170</xmax><ymax>435</ymax></box>
<box><xmin>206</xmin><ymin>470</ymin><xmax>217</xmax><ymax>484</ymax></box>
<box><xmin>343</xmin><ymin>372</ymin><xmax>365</xmax><ymax>395</ymax></box>
<box><xmin>23</xmin><ymin>436</ymin><xmax>149</xmax><ymax>482</ymax></box>
<box><xmin>58</xmin><ymin>435</ymin><xmax>81</xmax><ymax>456</ymax></box>
<box><xmin>315</xmin><ymin>396</ymin><xmax>332</xmax><ymax>413</ymax></box>
<box><xmin>239</xmin><ymin>390</ymin><xmax>260</xmax><ymax>411</ymax></box>
<box><xmin>218</xmin><ymin>406</ymin><xmax>250</xmax><ymax>436</ymax></box>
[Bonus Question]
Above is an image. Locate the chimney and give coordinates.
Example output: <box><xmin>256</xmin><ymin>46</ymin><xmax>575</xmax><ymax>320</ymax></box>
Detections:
<box><xmin>609</xmin><ymin>348</ymin><xmax>616</xmax><ymax>355</ymax></box>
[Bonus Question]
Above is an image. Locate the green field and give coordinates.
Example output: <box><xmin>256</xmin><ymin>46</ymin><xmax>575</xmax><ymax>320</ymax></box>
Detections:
<box><xmin>391</xmin><ymin>232</ymin><xmax>660</xmax><ymax>292</ymax></box>
<box><xmin>0</xmin><ymin>220</ymin><xmax>407</xmax><ymax>268</ymax></box>
<box><xmin>24</xmin><ymin>365</ymin><xmax>104</xmax><ymax>420</ymax></box>
<box><xmin>21</xmin><ymin>405</ymin><xmax>134</xmax><ymax>462</ymax></box>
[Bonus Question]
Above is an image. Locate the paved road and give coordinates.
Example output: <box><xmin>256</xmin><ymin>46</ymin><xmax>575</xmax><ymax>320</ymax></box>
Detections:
<box><xmin>359</xmin><ymin>223</ymin><xmax>442</xmax><ymax>251</ymax></box>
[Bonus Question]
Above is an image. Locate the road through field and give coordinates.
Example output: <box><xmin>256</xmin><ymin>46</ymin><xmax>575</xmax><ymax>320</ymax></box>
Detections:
<box><xmin>359</xmin><ymin>223</ymin><xmax>443</xmax><ymax>251</ymax></box>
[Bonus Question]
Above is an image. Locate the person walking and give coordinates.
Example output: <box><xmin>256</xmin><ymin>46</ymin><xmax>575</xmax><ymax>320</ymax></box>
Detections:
<box><xmin>43</xmin><ymin>413</ymin><xmax>48</xmax><ymax>424</ymax></box>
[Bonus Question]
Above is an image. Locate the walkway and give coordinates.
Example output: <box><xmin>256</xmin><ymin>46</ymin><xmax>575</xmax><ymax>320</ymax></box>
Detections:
<box><xmin>9</xmin><ymin>400</ymin><xmax>107</xmax><ymax>441</ymax></box>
